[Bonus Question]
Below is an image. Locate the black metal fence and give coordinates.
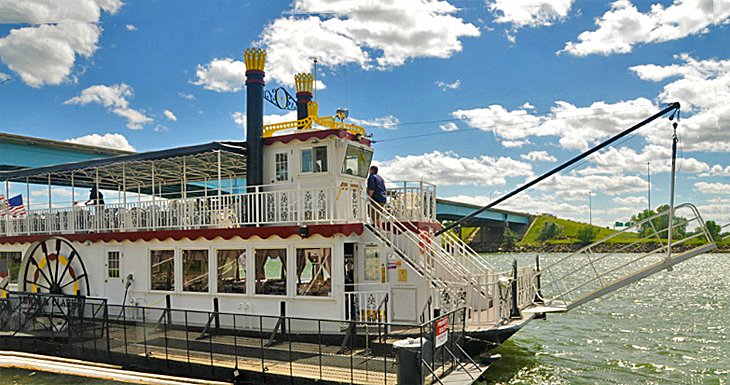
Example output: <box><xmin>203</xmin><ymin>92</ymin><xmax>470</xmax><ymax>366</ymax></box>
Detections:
<box><xmin>0</xmin><ymin>292</ymin><xmax>472</xmax><ymax>385</ymax></box>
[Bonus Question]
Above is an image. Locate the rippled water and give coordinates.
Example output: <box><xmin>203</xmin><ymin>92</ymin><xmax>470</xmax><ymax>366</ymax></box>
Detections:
<box><xmin>2</xmin><ymin>253</ymin><xmax>727</xmax><ymax>384</ymax></box>
<box><xmin>480</xmin><ymin>253</ymin><xmax>729</xmax><ymax>385</ymax></box>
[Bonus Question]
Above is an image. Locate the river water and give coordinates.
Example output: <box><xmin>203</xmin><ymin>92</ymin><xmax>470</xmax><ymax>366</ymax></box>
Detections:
<box><xmin>1</xmin><ymin>253</ymin><xmax>727</xmax><ymax>384</ymax></box>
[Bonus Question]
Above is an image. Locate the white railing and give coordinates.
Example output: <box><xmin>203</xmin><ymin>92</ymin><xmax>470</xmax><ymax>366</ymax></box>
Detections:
<box><xmin>344</xmin><ymin>283</ymin><xmax>389</xmax><ymax>322</ymax></box>
<box><xmin>386</xmin><ymin>181</ymin><xmax>437</xmax><ymax>222</ymax></box>
<box><xmin>0</xmin><ymin>185</ymin><xmax>368</xmax><ymax>236</ymax></box>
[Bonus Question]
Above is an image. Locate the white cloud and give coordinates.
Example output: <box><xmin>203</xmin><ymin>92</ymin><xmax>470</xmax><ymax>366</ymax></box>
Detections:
<box><xmin>630</xmin><ymin>54</ymin><xmax>730</xmax><ymax>152</ymax></box>
<box><xmin>163</xmin><ymin>109</ymin><xmax>177</xmax><ymax>121</ymax></box>
<box><xmin>192</xmin><ymin>58</ymin><xmax>247</xmax><ymax>93</ymax></box>
<box><xmin>126</xmin><ymin>24</ymin><xmax>137</xmax><ymax>31</ymax></box>
<box><xmin>178</xmin><ymin>92</ymin><xmax>196</xmax><ymax>100</ymax></box>
<box><xmin>378</xmin><ymin>151</ymin><xmax>533</xmax><ymax>186</ymax></box>
<box><xmin>694</xmin><ymin>182</ymin><xmax>730</xmax><ymax>195</ymax></box>
<box><xmin>488</xmin><ymin>0</ymin><xmax>573</xmax><ymax>28</ymax></box>
<box><xmin>435</xmin><ymin>79</ymin><xmax>461</xmax><ymax>90</ymax></box>
<box><xmin>232</xmin><ymin>112</ymin><xmax>246</xmax><ymax>129</ymax></box>
<box><xmin>538</xmin><ymin>172</ymin><xmax>648</xmax><ymax>199</ymax></box>
<box><xmin>232</xmin><ymin>111</ymin><xmax>299</xmax><ymax>137</ymax></box>
<box><xmin>501</xmin><ymin>139</ymin><xmax>531</xmax><ymax>148</ymax></box>
<box><xmin>562</xmin><ymin>0</ymin><xmax>730</xmax><ymax>56</ymax></box>
<box><xmin>439</xmin><ymin>122</ymin><xmax>458</xmax><ymax>132</ymax></box>
<box><xmin>521</xmin><ymin>150</ymin><xmax>556</xmax><ymax>162</ymax></box>
<box><xmin>0</xmin><ymin>0</ymin><xmax>122</xmax><ymax>87</ymax></box>
<box><xmin>580</xmin><ymin>144</ymin><xmax>709</xmax><ymax>175</ymax></box>
<box><xmin>65</xmin><ymin>133</ymin><xmax>135</xmax><ymax>151</ymax></box>
<box><xmin>702</xmin><ymin>164</ymin><xmax>730</xmax><ymax>177</ymax></box>
<box><xmin>64</xmin><ymin>83</ymin><xmax>152</xmax><ymax>129</ymax></box>
<box><xmin>612</xmin><ymin>195</ymin><xmax>648</xmax><ymax>206</ymax></box>
<box><xmin>256</xmin><ymin>0</ymin><xmax>480</xmax><ymax>87</ymax></box>
<box><xmin>349</xmin><ymin>115</ymin><xmax>400</xmax><ymax>130</ymax></box>
<box><xmin>453</xmin><ymin>98</ymin><xmax>655</xmax><ymax>150</ymax></box>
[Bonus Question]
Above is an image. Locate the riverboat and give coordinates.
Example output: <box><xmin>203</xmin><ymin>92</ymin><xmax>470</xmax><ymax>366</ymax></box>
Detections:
<box><xmin>0</xmin><ymin>48</ymin><xmax>719</xmax><ymax>385</ymax></box>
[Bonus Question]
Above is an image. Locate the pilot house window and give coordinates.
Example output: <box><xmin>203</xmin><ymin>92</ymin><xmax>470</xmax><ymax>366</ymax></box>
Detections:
<box><xmin>275</xmin><ymin>152</ymin><xmax>289</xmax><ymax>181</ymax></box>
<box><xmin>301</xmin><ymin>146</ymin><xmax>327</xmax><ymax>173</ymax></box>
<box><xmin>342</xmin><ymin>145</ymin><xmax>373</xmax><ymax>177</ymax></box>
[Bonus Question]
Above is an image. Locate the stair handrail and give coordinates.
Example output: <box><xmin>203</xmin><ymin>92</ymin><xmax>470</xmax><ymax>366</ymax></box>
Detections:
<box><xmin>368</xmin><ymin>198</ymin><xmax>473</xmax><ymax>282</ymax></box>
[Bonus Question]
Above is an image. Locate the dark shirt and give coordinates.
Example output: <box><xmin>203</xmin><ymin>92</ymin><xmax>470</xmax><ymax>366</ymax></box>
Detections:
<box><xmin>367</xmin><ymin>173</ymin><xmax>387</xmax><ymax>203</ymax></box>
<box><xmin>89</xmin><ymin>190</ymin><xmax>105</xmax><ymax>205</ymax></box>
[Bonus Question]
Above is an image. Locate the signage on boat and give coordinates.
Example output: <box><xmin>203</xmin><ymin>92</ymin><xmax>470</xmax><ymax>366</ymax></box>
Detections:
<box><xmin>435</xmin><ymin>317</ymin><xmax>449</xmax><ymax>347</ymax></box>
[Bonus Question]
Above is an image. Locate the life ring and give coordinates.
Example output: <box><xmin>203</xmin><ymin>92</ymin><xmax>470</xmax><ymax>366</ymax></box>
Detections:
<box><xmin>419</xmin><ymin>230</ymin><xmax>432</xmax><ymax>257</ymax></box>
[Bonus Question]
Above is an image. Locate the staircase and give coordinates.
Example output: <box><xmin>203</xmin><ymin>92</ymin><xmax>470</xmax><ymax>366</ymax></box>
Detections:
<box><xmin>365</xmin><ymin>198</ymin><xmax>525</xmax><ymax>329</ymax></box>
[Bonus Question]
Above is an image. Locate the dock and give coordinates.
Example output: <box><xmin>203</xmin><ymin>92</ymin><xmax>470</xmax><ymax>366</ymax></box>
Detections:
<box><xmin>0</xmin><ymin>292</ymin><xmax>488</xmax><ymax>385</ymax></box>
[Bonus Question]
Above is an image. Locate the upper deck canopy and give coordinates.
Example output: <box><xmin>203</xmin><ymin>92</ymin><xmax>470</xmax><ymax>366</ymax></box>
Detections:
<box><xmin>0</xmin><ymin>141</ymin><xmax>247</xmax><ymax>193</ymax></box>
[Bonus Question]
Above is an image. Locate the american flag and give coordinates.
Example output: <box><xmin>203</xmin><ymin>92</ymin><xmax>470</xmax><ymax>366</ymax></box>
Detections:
<box><xmin>4</xmin><ymin>194</ymin><xmax>26</xmax><ymax>216</ymax></box>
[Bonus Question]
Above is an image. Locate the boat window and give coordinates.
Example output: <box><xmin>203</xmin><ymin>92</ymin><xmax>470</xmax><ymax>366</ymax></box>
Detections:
<box><xmin>275</xmin><ymin>152</ymin><xmax>289</xmax><ymax>182</ymax></box>
<box><xmin>255</xmin><ymin>248</ymin><xmax>287</xmax><ymax>295</ymax></box>
<box><xmin>217</xmin><ymin>249</ymin><xmax>246</xmax><ymax>293</ymax></box>
<box><xmin>0</xmin><ymin>251</ymin><xmax>22</xmax><ymax>284</ymax></box>
<box><xmin>301</xmin><ymin>145</ymin><xmax>328</xmax><ymax>173</ymax></box>
<box><xmin>341</xmin><ymin>144</ymin><xmax>373</xmax><ymax>178</ymax></box>
<box><xmin>150</xmin><ymin>250</ymin><xmax>175</xmax><ymax>291</ymax></box>
<box><xmin>296</xmin><ymin>248</ymin><xmax>332</xmax><ymax>297</ymax></box>
<box><xmin>107</xmin><ymin>251</ymin><xmax>120</xmax><ymax>279</ymax></box>
<box><xmin>364</xmin><ymin>246</ymin><xmax>380</xmax><ymax>282</ymax></box>
<box><xmin>183</xmin><ymin>250</ymin><xmax>209</xmax><ymax>292</ymax></box>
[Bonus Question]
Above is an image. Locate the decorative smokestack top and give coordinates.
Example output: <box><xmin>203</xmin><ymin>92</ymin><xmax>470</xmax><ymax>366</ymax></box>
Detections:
<box><xmin>295</xmin><ymin>73</ymin><xmax>314</xmax><ymax>94</ymax></box>
<box><xmin>244</xmin><ymin>48</ymin><xmax>266</xmax><ymax>72</ymax></box>
<box><xmin>294</xmin><ymin>73</ymin><xmax>314</xmax><ymax>128</ymax></box>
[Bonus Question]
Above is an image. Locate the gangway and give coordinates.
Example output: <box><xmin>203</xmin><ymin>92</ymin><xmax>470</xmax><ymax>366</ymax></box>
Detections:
<box><xmin>528</xmin><ymin>203</ymin><xmax>717</xmax><ymax>313</ymax></box>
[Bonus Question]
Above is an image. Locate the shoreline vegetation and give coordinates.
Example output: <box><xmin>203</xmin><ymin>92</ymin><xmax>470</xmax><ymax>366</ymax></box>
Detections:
<box><xmin>470</xmin><ymin>213</ymin><xmax>729</xmax><ymax>253</ymax></box>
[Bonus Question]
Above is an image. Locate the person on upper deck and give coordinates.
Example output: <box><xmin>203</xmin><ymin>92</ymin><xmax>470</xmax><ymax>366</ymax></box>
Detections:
<box><xmin>86</xmin><ymin>186</ymin><xmax>105</xmax><ymax>206</ymax></box>
<box><xmin>367</xmin><ymin>166</ymin><xmax>386</xmax><ymax>206</ymax></box>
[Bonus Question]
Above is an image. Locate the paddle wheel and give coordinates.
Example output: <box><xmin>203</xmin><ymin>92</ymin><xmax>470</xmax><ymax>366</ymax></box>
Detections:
<box><xmin>19</xmin><ymin>237</ymin><xmax>90</xmax><ymax>296</ymax></box>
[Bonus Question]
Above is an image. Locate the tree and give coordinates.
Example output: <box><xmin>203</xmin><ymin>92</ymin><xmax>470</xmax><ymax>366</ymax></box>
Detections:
<box><xmin>631</xmin><ymin>205</ymin><xmax>687</xmax><ymax>239</ymax></box>
<box><xmin>703</xmin><ymin>220</ymin><xmax>722</xmax><ymax>240</ymax></box>
<box><xmin>576</xmin><ymin>226</ymin><xmax>598</xmax><ymax>245</ymax></box>
<box><xmin>502</xmin><ymin>227</ymin><xmax>518</xmax><ymax>250</ymax></box>
<box><xmin>538</xmin><ymin>221</ymin><xmax>563</xmax><ymax>241</ymax></box>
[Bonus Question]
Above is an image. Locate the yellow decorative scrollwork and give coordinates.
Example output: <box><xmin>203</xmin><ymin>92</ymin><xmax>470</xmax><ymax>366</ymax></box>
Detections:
<box><xmin>262</xmin><ymin>101</ymin><xmax>366</xmax><ymax>138</ymax></box>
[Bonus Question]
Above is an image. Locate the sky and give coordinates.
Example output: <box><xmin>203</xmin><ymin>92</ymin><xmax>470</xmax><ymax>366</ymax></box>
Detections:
<box><xmin>0</xmin><ymin>0</ymin><xmax>728</xmax><ymax>228</ymax></box>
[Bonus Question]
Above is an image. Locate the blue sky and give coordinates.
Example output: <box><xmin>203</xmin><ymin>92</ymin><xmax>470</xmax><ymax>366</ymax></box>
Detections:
<box><xmin>0</xmin><ymin>0</ymin><xmax>728</xmax><ymax>227</ymax></box>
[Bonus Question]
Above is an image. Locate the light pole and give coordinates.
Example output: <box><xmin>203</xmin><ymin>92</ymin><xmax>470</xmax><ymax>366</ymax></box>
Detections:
<box><xmin>647</xmin><ymin>162</ymin><xmax>651</xmax><ymax>211</ymax></box>
<box><xmin>588</xmin><ymin>191</ymin><xmax>593</xmax><ymax>225</ymax></box>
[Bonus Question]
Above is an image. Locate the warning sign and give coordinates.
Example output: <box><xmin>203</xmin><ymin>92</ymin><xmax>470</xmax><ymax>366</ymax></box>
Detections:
<box><xmin>435</xmin><ymin>317</ymin><xmax>449</xmax><ymax>347</ymax></box>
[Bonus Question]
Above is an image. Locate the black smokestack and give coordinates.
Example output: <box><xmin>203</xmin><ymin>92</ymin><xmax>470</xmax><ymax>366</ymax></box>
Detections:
<box><xmin>244</xmin><ymin>48</ymin><xmax>266</xmax><ymax>188</ymax></box>
<box><xmin>294</xmin><ymin>73</ymin><xmax>313</xmax><ymax>129</ymax></box>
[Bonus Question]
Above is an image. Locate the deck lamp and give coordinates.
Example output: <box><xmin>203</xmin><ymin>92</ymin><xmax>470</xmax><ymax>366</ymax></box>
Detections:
<box><xmin>299</xmin><ymin>225</ymin><xmax>309</xmax><ymax>237</ymax></box>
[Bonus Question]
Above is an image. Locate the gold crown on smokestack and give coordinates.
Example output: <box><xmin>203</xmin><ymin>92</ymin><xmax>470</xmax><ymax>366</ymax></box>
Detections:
<box><xmin>244</xmin><ymin>48</ymin><xmax>266</xmax><ymax>71</ymax></box>
<box><xmin>295</xmin><ymin>73</ymin><xmax>314</xmax><ymax>94</ymax></box>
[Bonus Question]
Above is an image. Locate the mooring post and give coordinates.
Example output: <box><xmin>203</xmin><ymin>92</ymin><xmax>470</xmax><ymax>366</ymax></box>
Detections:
<box><xmin>213</xmin><ymin>297</ymin><xmax>220</xmax><ymax>333</ymax></box>
<box><xmin>165</xmin><ymin>294</ymin><xmax>172</xmax><ymax>326</ymax></box>
<box><xmin>510</xmin><ymin>260</ymin><xmax>521</xmax><ymax>319</ymax></box>
<box><xmin>280</xmin><ymin>301</ymin><xmax>286</xmax><ymax>335</ymax></box>
<box><xmin>534</xmin><ymin>255</ymin><xmax>544</xmax><ymax>304</ymax></box>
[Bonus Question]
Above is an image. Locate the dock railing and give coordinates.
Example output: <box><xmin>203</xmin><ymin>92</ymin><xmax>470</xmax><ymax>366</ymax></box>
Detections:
<box><xmin>0</xmin><ymin>291</ymin><xmax>472</xmax><ymax>385</ymax></box>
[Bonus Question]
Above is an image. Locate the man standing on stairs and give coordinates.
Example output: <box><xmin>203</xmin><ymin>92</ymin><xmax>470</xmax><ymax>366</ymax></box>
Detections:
<box><xmin>368</xmin><ymin>166</ymin><xmax>387</xmax><ymax>223</ymax></box>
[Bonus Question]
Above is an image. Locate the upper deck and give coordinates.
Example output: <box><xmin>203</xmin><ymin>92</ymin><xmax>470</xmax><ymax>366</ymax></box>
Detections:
<box><xmin>0</xmin><ymin>137</ymin><xmax>436</xmax><ymax>239</ymax></box>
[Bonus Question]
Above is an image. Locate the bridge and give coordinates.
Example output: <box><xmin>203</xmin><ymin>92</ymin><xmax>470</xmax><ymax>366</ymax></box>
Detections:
<box><xmin>436</xmin><ymin>198</ymin><xmax>532</xmax><ymax>248</ymax></box>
